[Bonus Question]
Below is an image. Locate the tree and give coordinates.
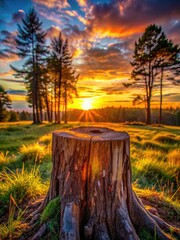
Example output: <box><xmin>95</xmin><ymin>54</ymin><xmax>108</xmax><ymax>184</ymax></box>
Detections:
<box><xmin>133</xmin><ymin>94</ymin><xmax>146</xmax><ymax>108</ymax></box>
<box><xmin>62</xmin><ymin>39</ymin><xmax>78</xmax><ymax>123</ymax></box>
<box><xmin>154</xmin><ymin>36</ymin><xmax>180</xmax><ymax>124</ymax></box>
<box><xmin>130</xmin><ymin>24</ymin><xmax>175</xmax><ymax>124</ymax></box>
<box><xmin>0</xmin><ymin>85</ymin><xmax>12</xmax><ymax>122</ymax></box>
<box><xmin>48</xmin><ymin>33</ymin><xmax>64</xmax><ymax>123</ymax></box>
<box><xmin>11</xmin><ymin>8</ymin><xmax>47</xmax><ymax>123</ymax></box>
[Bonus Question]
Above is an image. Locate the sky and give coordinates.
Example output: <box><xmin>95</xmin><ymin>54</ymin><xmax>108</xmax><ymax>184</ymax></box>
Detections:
<box><xmin>0</xmin><ymin>0</ymin><xmax>180</xmax><ymax>111</ymax></box>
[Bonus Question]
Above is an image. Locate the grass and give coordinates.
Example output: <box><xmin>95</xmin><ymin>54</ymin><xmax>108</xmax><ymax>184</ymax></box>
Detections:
<box><xmin>0</xmin><ymin>195</ymin><xmax>27</xmax><ymax>240</ymax></box>
<box><xmin>0</xmin><ymin>151</ymin><xmax>11</xmax><ymax>164</ymax></box>
<box><xmin>168</xmin><ymin>149</ymin><xmax>180</xmax><ymax>165</ymax></box>
<box><xmin>0</xmin><ymin>121</ymin><xmax>179</xmax><ymax>239</ymax></box>
<box><xmin>0</xmin><ymin>165</ymin><xmax>48</xmax><ymax>216</ymax></box>
<box><xmin>18</xmin><ymin>143</ymin><xmax>47</xmax><ymax>163</ymax></box>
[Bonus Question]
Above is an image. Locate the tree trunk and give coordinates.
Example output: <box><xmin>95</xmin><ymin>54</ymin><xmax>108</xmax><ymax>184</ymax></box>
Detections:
<box><xmin>159</xmin><ymin>68</ymin><xmax>163</xmax><ymax>125</ymax></box>
<box><xmin>146</xmin><ymin>97</ymin><xmax>151</xmax><ymax>125</ymax></box>
<box><xmin>64</xmin><ymin>84</ymin><xmax>67</xmax><ymax>124</ymax></box>
<box><xmin>31</xmin><ymin>127</ymin><xmax>178</xmax><ymax>240</ymax></box>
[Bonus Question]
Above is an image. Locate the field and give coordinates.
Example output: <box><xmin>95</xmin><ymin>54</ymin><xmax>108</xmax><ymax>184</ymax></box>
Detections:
<box><xmin>0</xmin><ymin>121</ymin><xmax>179</xmax><ymax>239</ymax></box>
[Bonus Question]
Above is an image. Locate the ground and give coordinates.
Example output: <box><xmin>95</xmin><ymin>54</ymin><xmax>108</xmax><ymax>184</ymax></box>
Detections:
<box><xmin>0</xmin><ymin>121</ymin><xmax>179</xmax><ymax>239</ymax></box>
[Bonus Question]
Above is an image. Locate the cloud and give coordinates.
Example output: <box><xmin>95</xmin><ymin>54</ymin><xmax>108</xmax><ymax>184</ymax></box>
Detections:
<box><xmin>86</xmin><ymin>0</ymin><xmax>180</xmax><ymax>38</ymax></box>
<box><xmin>0</xmin><ymin>78</ymin><xmax>24</xmax><ymax>83</ymax></box>
<box><xmin>46</xmin><ymin>25</ymin><xmax>61</xmax><ymax>39</ymax></box>
<box><xmin>0</xmin><ymin>30</ymin><xmax>17</xmax><ymax>49</ymax></box>
<box><xmin>11</xmin><ymin>10</ymin><xmax>25</xmax><ymax>24</ymax></box>
<box><xmin>0</xmin><ymin>50</ymin><xmax>19</xmax><ymax>63</ymax></box>
<box><xmin>32</xmin><ymin>0</ymin><xmax>70</xmax><ymax>9</ymax></box>
<box><xmin>7</xmin><ymin>90</ymin><xmax>27</xmax><ymax>96</ymax></box>
<box><xmin>76</xmin><ymin>0</ymin><xmax>88</xmax><ymax>7</ymax></box>
<box><xmin>75</xmin><ymin>44</ymin><xmax>131</xmax><ymax>80</ymax></box>
<box><xmin>0</xmin><ymin>30</ymin><xmax>19</xmax><ymax>63</ymax></box>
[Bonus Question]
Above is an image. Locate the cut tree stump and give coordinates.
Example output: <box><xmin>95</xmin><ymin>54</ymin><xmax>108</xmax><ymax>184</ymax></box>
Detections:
<box><xmin>31</xmin><ymin>127</ymin><xmax>179</xmax><ymax>240</ymax></box>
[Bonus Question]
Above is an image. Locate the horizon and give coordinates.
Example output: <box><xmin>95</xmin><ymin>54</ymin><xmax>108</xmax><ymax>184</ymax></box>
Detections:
<box><xmin>0</xmin><ymin>0</ymin><xmax>180</xmax><ymax>111</ymax></box>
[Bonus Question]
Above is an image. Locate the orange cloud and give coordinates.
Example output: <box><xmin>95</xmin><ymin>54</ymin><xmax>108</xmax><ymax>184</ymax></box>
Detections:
<box><xmin>76</xmin><ymin>0</ymin><xmax>88</xmax><ymax>7</ymax></box>
<box><xmin>0</xmin><ymin>51</ymin><xmax>20</xmax><ymax>63</ymax></box>
<box><xmin>86</xmin><ymin>0</ymin><xmax>180</xmax><ymax>38</ymax></box>
<box><xmin>46</xmin><ymin>25</ymin><xmax>61</xmax><ymax>39</ymax></box>
<box><xmin>32</xmin><ymin>0</ymin><xmax>69</xmax><ymax>9</ymax></box>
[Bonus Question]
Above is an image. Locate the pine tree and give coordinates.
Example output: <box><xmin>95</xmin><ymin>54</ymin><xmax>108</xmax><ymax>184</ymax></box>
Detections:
<box><xmin>11</xmin><ymin>8</ymin><xmax>47</xmax><ymax>123</ymax></box>
<box><xmin>62</xmin><ymin>39</ymin><xmax>78</xmax><ymax>123</ymax></box>
<box><xmin>0</xmin><ymin>85</ymin><xmax>12</xmax><ymax>122</ymax></box>
<box><xmin>48</xmin><ymin>33</ymin><xmax>63</xmax><ymax>123</ymax></box>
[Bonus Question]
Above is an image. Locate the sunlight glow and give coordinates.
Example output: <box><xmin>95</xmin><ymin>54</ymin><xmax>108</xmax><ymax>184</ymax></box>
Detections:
<box><xmin>82</xmin><ymin>98</ymin><xmax>92</xmax><ymax>110</ymax></box>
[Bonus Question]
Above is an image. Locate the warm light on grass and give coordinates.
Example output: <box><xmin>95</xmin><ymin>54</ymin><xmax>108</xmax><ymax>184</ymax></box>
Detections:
<box><xmin>19</xmin><ymin>143</ymin><xmax>47</xmax><ymax>163</ymax></box>
<box><xmin>81</xmin><ymin>98</ymin><xmax>92</xmax><ymax>110</ymax></box>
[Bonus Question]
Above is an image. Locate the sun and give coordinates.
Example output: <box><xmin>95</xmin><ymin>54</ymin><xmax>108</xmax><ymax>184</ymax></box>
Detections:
<box><xmin>82</xmin><ymin>98</ymin><xmax>92</xmax><ymax>110</ymax></box>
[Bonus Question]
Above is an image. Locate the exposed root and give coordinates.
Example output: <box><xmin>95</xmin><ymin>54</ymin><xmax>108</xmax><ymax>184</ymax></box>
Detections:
<box><xmin>133</xmin><ymin>191</ymin><xmax>180</xmax><ymax>236</ymax></box>
<box><xmin>94</xmin><ymin>223</ymin><xmax>111</xmax><ymax>240</ymax></box>
<box><xmin>116</xmin><ymin>207</ymin><xmax>139</xmax><ymax>240</ymax></box>
<box><xmin>31</xmin><ymin>224</ymin><xmax>47</xmax><ymax>240</ymax></box>
<box><xmin>129</xmin><ymin>191</ymin><xmax>173</xmax><ymax>240</ymax></box>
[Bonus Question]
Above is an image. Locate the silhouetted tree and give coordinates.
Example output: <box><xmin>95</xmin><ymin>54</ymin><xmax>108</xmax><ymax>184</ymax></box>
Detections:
<box><xmin>48</xmin><ymin>33</ymin><xmax>64</xmax><ymax>123</ymax></box>
<box><xmin>129</xmin><ymin>24</ymin><xmax>179</xmax><ymax>124</ymax></box>
<box><xmin>0</xmin><ymin>85</ymin><xmax>12</xmax><ymax>122</ymax></box>
<box><xmin>62</xmin><ymin>39</ymin><xmax>78</xmax><ymax>123</ymax></box>
<box><xmin>154</xmin><ymin>35</ymin><xmax>180</xmax><ymax>124</ymax></box>
<box><xmin>11</xmin><ymin>8</ymin><xmax>47</xmax><ymax>123</ymax></box>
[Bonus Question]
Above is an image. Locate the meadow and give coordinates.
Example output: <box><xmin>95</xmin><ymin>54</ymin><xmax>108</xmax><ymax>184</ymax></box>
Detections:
<box><xmin>0</xmin><ymin>121</ymin><xmax>179</xmax><ymax>239</ymax></box>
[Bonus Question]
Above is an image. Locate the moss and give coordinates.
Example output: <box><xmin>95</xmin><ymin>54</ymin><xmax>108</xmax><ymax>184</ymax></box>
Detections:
<box><xmin>40</xmin><ymin>196</ymin><xmax>60</xmax><ymax>223</ymax></box>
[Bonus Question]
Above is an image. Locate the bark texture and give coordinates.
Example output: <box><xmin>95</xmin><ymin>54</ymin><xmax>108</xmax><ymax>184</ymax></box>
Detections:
<box><xmin>32</xmin><ymin>127</ymin><xmax>179</xmax><ymax>240</ymax></box>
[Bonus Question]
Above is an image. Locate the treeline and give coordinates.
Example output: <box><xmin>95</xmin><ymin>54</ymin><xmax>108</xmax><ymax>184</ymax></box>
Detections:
<box><xmin>4</xmin><ymin>107</ymin><xmax>180</xmax><ymax>126</ymax></box>
<box><xmin>11</xmin><ymin>9</ymin><xmax>78</xmax><ymax>124</ymax></box>
<box><xmin>68</xmin><ymin>107</ymin><xmax>180</xmax><ymax>126</ymax></box>
<box><xmin>2</xmin><ymin>110</ymin><xmax>32</xmax><ymax>122</ymax></box>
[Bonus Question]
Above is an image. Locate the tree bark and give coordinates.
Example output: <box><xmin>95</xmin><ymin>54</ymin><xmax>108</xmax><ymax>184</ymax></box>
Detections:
<box><xmin>31</xmin><ymin>127</ymin><xmax>178</xmax><ymax>240</ymax></box>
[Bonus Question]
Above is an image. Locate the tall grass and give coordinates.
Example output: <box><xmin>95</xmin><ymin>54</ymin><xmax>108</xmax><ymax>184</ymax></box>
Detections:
<box><xmin>0</xmin><ymin>151</ymin><xmax>11</xmax><ymax>164</ymax></box>
<box><xmin>0</xmin><ymin>166</ymin><xmax>48</xmax><ymax>216</ymax></box>
<box><xmin>0</xmin><ymin>195</ymin><xmax>27</xmax><ymax>240</ymax></box>
<box><xmin>168</xmin><ymin>149</ymin><xmax>180</xmax><ymax>166</ymax></box>
<box><xmin>18</xmin><ymin>143</ymin><xmax>47</xmax><ymax>163</ymax></box>
<box><xmin>39</xmin><ymin>134</ymin><xmax>52</xmax><ymax>146</ymax></box>
<box><xmin>133</xmin><ymin>147</ymin><xmax>179</xmax><ymax>196</ymax></box>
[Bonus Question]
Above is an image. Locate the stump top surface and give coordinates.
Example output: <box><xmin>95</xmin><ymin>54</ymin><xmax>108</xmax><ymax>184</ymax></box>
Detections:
<box><xmin>54</xmin><ymin>127</ymin><xmax>129</xmax><ymax>141</ymax></box>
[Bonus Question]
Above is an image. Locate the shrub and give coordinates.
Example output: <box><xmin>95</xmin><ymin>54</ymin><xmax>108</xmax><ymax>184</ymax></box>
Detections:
<box><xmin>19</xmin><ymin>143</ymin><xmax>46</xmax><ymax>163</ymax></box>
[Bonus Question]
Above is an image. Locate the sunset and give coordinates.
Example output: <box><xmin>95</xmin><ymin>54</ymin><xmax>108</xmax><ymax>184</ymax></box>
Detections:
<box><xmin>0</xmin><ymin>1</ymin><xmax>180</xmax><ymax>239</ymax></box>
<box><xmin>0</xmin><ymin>0</ymin><xmax>180</xmax><ymax>113</ymax></box>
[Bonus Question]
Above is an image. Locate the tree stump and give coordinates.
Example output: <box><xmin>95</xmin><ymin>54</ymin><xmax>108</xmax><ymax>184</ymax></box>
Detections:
<box><xmin>32</xmin><ymin>127</ymin><xmax>179</xmax><ymax>240</ymax></box>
